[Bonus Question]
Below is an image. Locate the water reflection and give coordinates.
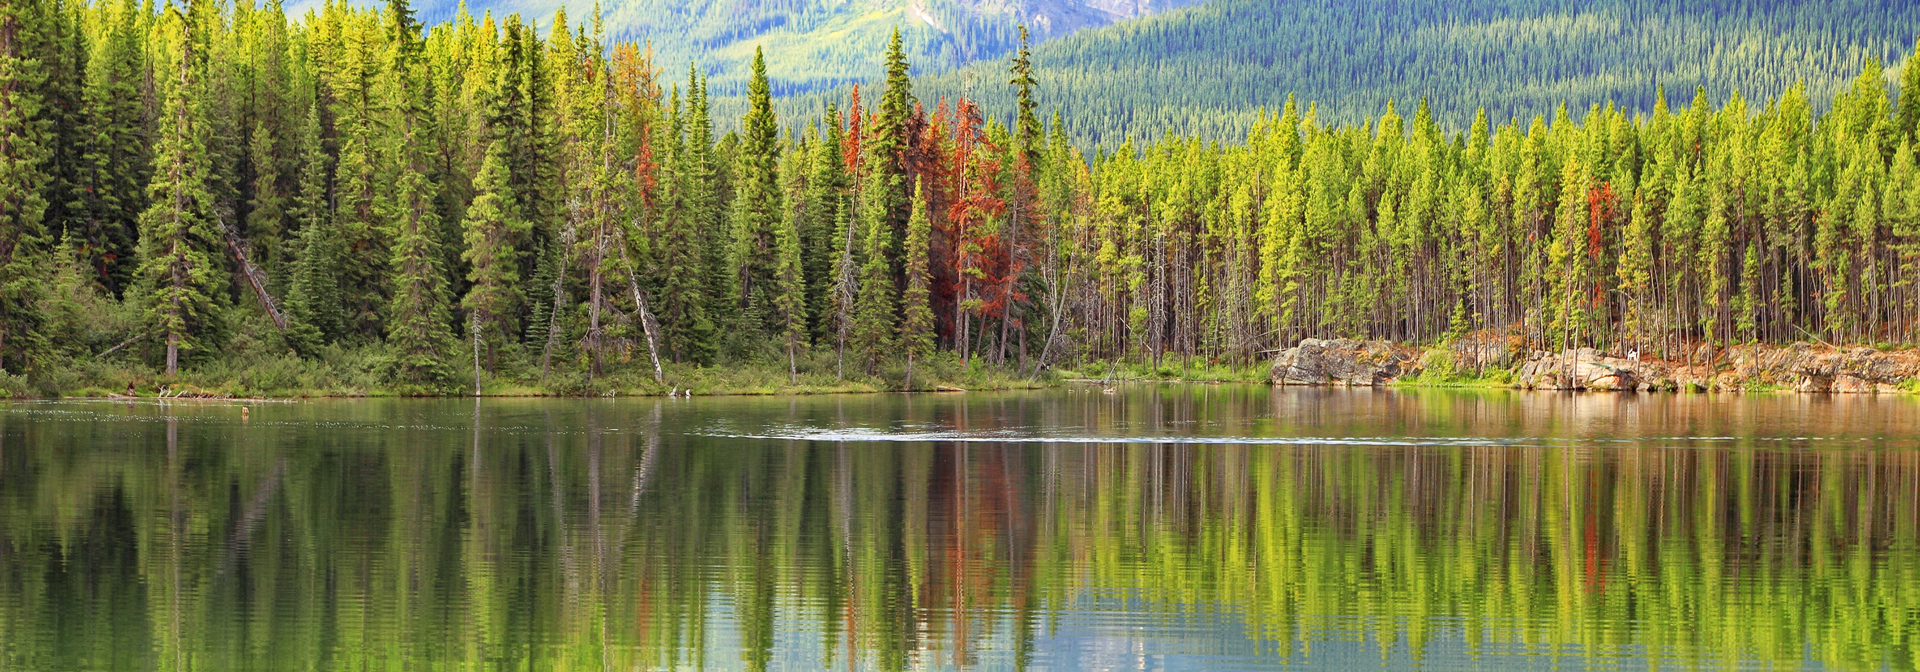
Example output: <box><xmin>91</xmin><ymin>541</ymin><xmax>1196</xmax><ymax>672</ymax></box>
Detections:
<box><xmin>1</xmin><ymin>388</ymin><xmax>1917</xmax><ymax>670</ymax></box>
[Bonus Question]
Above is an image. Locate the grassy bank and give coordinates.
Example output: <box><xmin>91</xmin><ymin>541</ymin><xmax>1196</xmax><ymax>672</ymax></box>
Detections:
<box><xmin>17</xmin><ymin>339</ymin><xmax>1052</xmax><ymax>399</ymax></box>
<box><xmin>1052</xmin><ymin>356</ymin><xmax>1273</xmax><ymax>384</ymax></box>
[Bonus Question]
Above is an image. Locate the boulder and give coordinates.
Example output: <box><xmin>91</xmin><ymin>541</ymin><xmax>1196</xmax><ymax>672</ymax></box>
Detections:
<box><xmin>1270</xmin><ymin>339</ymin><xmax>1415</xmax><ymax>386</ymax></box>
<box><xmin>1515</xmin><ymin>348</ymin><xmax>1643</xmax><ymax>391</ymax></box>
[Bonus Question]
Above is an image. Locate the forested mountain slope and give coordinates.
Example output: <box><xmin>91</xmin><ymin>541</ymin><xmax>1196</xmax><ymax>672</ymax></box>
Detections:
<box><xmin>902</xmin><ymin>0</ymin><xmax>1919</xmax><ymax>147</ymax></box>
<box><xmin>292</xmin><ymin>0</ymin><xmax>1202</xmax><ymax>94</ymax></box>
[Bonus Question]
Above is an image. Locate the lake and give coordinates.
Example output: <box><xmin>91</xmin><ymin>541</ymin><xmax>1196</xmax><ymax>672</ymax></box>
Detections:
<box><xmin>1</xmin><ymin>386</ymin><xmax>1917</xmax><ymax>670</ymax></box>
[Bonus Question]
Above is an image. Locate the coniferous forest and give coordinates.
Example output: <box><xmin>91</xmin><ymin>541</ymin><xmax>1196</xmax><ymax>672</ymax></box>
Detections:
<box><xmin>1</xmin><ymin>0</ymin><xmax>1919</xmax><ymax>395</ymax></box>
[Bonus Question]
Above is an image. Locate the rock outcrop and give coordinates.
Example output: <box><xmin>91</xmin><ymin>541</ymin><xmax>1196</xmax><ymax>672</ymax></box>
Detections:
<box><xmin>1516</xmin><ymin>348</ymin><xmax>1640</xmax><ymax>390</ymax></box>
<box><xmin>1269</xmin><ymin>339</ymin><xmax>1418</xmax><ymax>386</ymax></box>
<box><xmin>1271</xmin><ymin>339</ymin><xmax>1920</xmax><ymax>393</ymax></box>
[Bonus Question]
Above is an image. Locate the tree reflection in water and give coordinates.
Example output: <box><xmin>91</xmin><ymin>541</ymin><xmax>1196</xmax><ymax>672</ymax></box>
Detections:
<box><xmin>0</xmin><ymin>388</ymin><xmax>1916</xmax><ymax>670</ymax></box>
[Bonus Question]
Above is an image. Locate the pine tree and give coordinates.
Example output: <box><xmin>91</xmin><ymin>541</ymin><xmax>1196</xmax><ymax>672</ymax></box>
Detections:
<box><xmin>804</xmin><ymin>104</ymin><xmax>849</xmax><ymax>340</ymax></box>
<box><xmin>688</xmin><ymin>68</ymin><xmax>736</xmax><ymax>350</ymax></box>
<box><xmin>0</xmin><ymin>0</ymin><xmax>50</xmax><ymax>370</ymax></box>
<box><xmin>654</xmin><ymin>86</ymin><xmax>715</xmax><ymax>364</ymax></box>
<box><xmin>36</xmin><ymin>0</ymin><xmax>85</xmax><ymax>251</ymax></box>
<box><xmin>850</xmin><ymin>169</ymin><xmax>895</xmax><ymax>374</ymax></box>
<box><xmin>773</xmin><ymin>181</ymin><xmax>807</xmax><ymax>383</ymax></box>
<box><xmin>1898</xmin><ymin>37</ymin><xmax>1920</xmax><ymax>145</ymax></box>
<box><xmin>899</xmin><ymin>178</ymin><xmax>933</xmax><ymax>390</ymax></box>
<box><xmin>76</xmin><ymin>0</ymin><xmax>148</xmax><ymax>298</ymax></box>
<box><xmin>137</xmin><ymin>11</ymin><xmax>222</xmax><ymax>377</ymax></box>
<box><xmin>731</xmin><ymin>47</ymin><xmax>783</xmax><ymax>339</ymax></box>
<box><xmin>286</xmin><ymin>103</ymin><xmax>342</xmax><ymax>344</ymax></box>
<box><xmin>381</xmin><ymin>0</ymin><xmax>455</xmax><ymax>387</ymax></box>
<box><xmin>330</xmin><ymin>16</ymin><xmax>387</xmax><ymax>338</ymax></box>
<box><xmin>460</xmin><ymin>142</ymin><xmax>526</xmax><ymax>371</ymax></box>
<box><xmin>245</xmin><ymin>123</ymin><xmax>287</xmax><ymax>274</ymax></box>
<box><xmin>384</xmin><ymin>167</ymin><xmax>456</xmax><ymax>387</ymax></box>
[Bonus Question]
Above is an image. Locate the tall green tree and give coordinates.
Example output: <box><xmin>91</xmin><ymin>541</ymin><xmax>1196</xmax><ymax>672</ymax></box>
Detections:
<box><xmin>899</xmin><ymin>178</ymin><xmax>933</xmax><ymax>389</ymax></box>
<box><xmin>381</xmin><ymin>0</ymin><xmax>456</xmax><ymax>386</ymax></box>
<box><xmin>460</xmin><ymin>142</ymin><xmax>525</xmax><ymax>371</ymax></box>
<box><xmin>286</xmin><ymin>103</ymin><xmax>342</xmax><ymax>344</ymax></box>
<box><xmin>731</xmin><ymin>47</ymin><xmax>782</xmax><ymax>339</ymax></box>
<box><xmin>803</xmin><ymin>104</ymin><xmax>849</xmax><ymax>340</ymax></box>
<box><xmin>850</xmin><ymin>169</ymin><xmax>894</xmax><ymax>373</ymax></box>
<box><xmin>137</xmin><ymin>9</ymin><xmax>222</xmax><ymax>376</ymax></box>
<box><xmin>0</xmin><ymin>0</ymin><xmax>52</xmax><ymax>370</ymax></box>
<box><xmin>773</xmin><ymin>180</ymin><xmax>807</xmax><ymax>383</ymax></box>
<box><xmin>75</xmin><ymin>0</ymin><xmax>148</xmax><ymax>298</ymax></box>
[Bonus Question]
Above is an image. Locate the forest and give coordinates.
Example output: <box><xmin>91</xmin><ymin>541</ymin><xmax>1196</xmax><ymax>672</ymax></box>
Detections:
<box><xmin>899</xmin><ymin>0</ymin><xmax>1920</xmax><ymax>148</ymax></box>
<box><xmin>0</xmin><ymin>0</ymin><xmax>1919</xmax><ymax>395</ymax></box>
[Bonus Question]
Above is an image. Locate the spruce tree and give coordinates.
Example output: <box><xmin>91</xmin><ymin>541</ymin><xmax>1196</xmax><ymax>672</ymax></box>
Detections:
<box><xmin>381</xmin><ymin>0</ymin><xmax>456</xmax><ymax>387</ymax></box>
<box><xmin>1009</xmin><ymin>25</ymin><xmax>1041</xmax><ymax>162</ymax></box>
<box><xmin>654</xmin><ymin>86</ymin><xmax>714</xmax><ymax>364</ymax></box>
<box><xmin>384</xmin><ymin>167</ymin><xmax>456</xmax><ymax>387</ymax></box>
<box><xmin>773</xmin><ymin>185</ymin><xmax>807</xmax><ymax>383</ymax></box>
<box><xmin>286</xmin><ymin>103</ymin><xmax>342</xmax><ymax>344</ymax></box>
<box><xmin>689</xmin><ymin>68</ymin><xmax>736</xmax><ymax>351</ymax></box>
<box><xmin>76</xmin><ymin>0</ymin><xmax>148</xmax><ymax>298</ymax></box>
<box><xmin>899</xmin><ymin>178</ymin><xmax>933</xmax><ymax>390</ymax></box>
<box><xmin>804</xmin><ymin>103</ymin><xmax>849</xmax><ymax>340</ymax></box>
<box><xmin>137</xmin><ymin>11</ymin><xmax>222</xmax><ymax>377</ymax></box>
<box><xmin>330</xmin><ymin>19</ymin><xmax>387</xmax><ymax>338</ymax></box>
<box><xmin>460</xmin><ymin>141</ymin><xmax>526</xmax><ymax>372</ymax></box>
<box><xmin>870</xmin><ymin>28</ymin><xmax>915</xmax><ymax>258</ymax></box>
<box><xmin>850</xmin><ymin>170</ymin><xmax>894</xmax><ymax>374</ymax></box>
<box><xmin>36</xmin><ymin>0</ymin><xmax>85</xmax><ymax>250</ymax></box>
<box><xmin>0</xmin><ymin>0</ymin><xmax>51</xmax><ymax>370</ymax></box>
<box><xmin>731</xmin><ymin>47</ymin><xmax>783</xmax><ymax>338</ymax></box>
<box><xmin>245</xmin><ymin>123</ymin><xmax>287</xmax><ymax>274</ymax></box>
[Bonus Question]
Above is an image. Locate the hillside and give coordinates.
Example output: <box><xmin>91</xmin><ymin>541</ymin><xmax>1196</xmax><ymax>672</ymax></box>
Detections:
<box><xmin>897</xmin><ymin>0</ymin><xmax>1919</xmax><ymax>146</ymax></box>
<box><xmin>291</xmin><ymin>0</ymin><xmax>1203</xmax><ymax>94</ymax></box>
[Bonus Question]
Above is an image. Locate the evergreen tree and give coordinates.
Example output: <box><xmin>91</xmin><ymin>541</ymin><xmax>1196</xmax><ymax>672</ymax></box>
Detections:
<box><xmin>850</xmin><ymin>169</ymin><xmax>894</xmax><ymax>373</ymax></box>
<box><xmin>36</xmin><ymin>0</ymin><xmax>86</xmax><ymax>250</ymax></box>
<box><xmin>76</xmin><ymin>0</ymin><xmax>148</xmax><ymax>298</ymax></box>
<box><xmin>654</xmin><ymin>86</ymin><xmax>715</xmax><ymax>364</ymax></box>
<box><xmin>286</xmin><ymin>103</ymin><xmax>342</xmax><ymax>344</ymax></box>
<box><xmin>803</xmin><ymin>104</ymin><xmax>849</xmax><ymax>340</ymax></box>
<box><xmin>245</xmin><ymin>123</ymin><xmax>287</xmax><ymax>274</ymax></box>
<box><xmin>731</xmin><ymin>47</ymin><xmax>783</xmax><ymax>338</ymax></box>
<box><xmin>330</xmin><ymin>16</ymin><xmax>387</xmax><ymax>338</ymax></box>
<box><xmin>137</xmin><ymin>11</ymin><xmax>222</xmax><ymax>376</ymax></box>
<box><xmin>1896</xmin><ymin>37</ymin><xmax>1920</xmax><ymax>145</ymax></box>
<box><xmin>688</xmin><ymin>68</ymin><xmax>736</xmax><ymax>347</ymax></box>
<box><xmin>899</xmin><ymin>177</ymin><xmax>933</xmax><ymax>389</ymax></box>
<box><xmin>381</xmin><ymin>0</ymin><xmax>455</xmax><ymax>387</ymax></box>
<box><xmin>868</xmin><ymin>28</ymin><xmax>915</xmax><ymax>271</ymax></box>
<box><xmin>384</xmin><ymin>165</ymin><xmax>456</xmax><ymax>387</ymax></box>
<box><xmin>460</xmin><ymin>141</ymin><xmax>526</xmax><ymax>371</ymax></box>
<box><xmin>0</xmin><ymin>0</ymin><xmax>51</xmax><ymax>370</ymax></box>
<box><xmin>1009</xmin><ymin>25</ymin><xmax>1041</xmax><ymax>162</ymax></box>
<box><xmin>773</xmin><ymin>179</ymin><xmax>807</xmax><ymax>383</ymax></box>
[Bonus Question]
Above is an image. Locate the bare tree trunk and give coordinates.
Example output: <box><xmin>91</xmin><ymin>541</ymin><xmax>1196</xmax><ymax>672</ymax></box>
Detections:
<box><xmin>617</xmin><ymin>244</ymin><xmax>665</xmax><ymax>384</ymax></box>
<box><xmin>540</xmin><ymin>237</ymin><xmax>571</xmax><ymax>381</ymax></box>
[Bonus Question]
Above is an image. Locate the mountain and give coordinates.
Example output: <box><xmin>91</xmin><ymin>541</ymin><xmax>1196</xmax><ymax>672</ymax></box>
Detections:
<box><xmin>291</xmin><ymin>0</ymin><xmax>1204</xmax><ymax>94</ymax></box>
<box><xmin>898</xmin><ymin>0</ymin><xmax>1919</xmax><ymax>146</ymax></box>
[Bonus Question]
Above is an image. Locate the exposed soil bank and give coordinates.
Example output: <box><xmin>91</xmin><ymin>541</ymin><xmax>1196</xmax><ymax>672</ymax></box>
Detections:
<box><xmin>1270</xmin><ymin>338</ymin><xmax>1920</xmax><ymax>393</ymax></box>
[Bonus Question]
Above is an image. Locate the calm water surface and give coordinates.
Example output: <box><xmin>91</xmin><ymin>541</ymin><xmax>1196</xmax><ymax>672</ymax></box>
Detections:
<box><xmin>3</xmin><ymin>386</ymin><xmax>1919</xmax><ymax>670</ymax></box>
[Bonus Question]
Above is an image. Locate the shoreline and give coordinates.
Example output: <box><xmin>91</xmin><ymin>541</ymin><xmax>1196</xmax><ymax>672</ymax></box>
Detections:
<box><xmin>25</xmin><ymin>339</ymin><xmax>1920</xmax><ymax>401</ymax></box>
<box><xmin>1270</xmin><ymin>338</ymin><xmax>1920</xmax><ymax>394</ymax></box>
